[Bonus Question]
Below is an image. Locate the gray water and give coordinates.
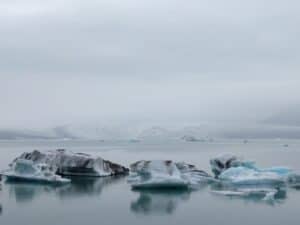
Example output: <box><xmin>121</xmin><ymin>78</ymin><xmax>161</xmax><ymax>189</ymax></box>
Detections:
<box><xmin>0</xmin><ymin>139</ymin><xmax>300</xmax><ymax>225</ymax></box>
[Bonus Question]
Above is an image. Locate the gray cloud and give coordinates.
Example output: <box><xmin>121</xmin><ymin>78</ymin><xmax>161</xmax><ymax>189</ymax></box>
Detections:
<box><xmin>0</xmin><ymin>0</ymin><xmax>300</xmax><ymax>129</ymax></box>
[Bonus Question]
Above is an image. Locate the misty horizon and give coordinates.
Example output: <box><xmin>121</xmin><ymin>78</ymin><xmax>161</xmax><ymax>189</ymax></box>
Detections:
<box><xmin>1</xmin><ymin>0</ymin><xmax>300</xmax><ymax>136</ymax></box>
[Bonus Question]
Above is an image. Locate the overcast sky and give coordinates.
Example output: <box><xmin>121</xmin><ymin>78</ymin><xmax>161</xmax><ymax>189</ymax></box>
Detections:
<box><xmin>1</xmin><ymin>0</ymin><xmax>300</xmax><ymax>129</ymax></box>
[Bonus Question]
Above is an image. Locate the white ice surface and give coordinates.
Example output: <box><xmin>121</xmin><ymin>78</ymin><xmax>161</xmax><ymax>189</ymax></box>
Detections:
<box><xmin>2</xmin><ymin>159</ymin><xmax>70</xmax><ymax>184</ymax></box>
<box><xmin>128</xmin><ymin>160</ymin><xmax>211</xmax><ymax>189</ymax></box>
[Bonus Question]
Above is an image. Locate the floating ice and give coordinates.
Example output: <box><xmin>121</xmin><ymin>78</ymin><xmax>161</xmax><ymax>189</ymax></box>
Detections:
<box><xmin>11</xmin><ymin>149</ymin><xmax>129</xmax><ymax>177</ymax></box>
<box><xmin>210</xmin><ymin>185</ymin><xmax>286</xmax><ymax>203</ymax></box>
<box><xmin>128</xmin><ymin>160</ymin><xmax>211</xmax><ymax>189</ymax></box>
<box><xmin>218</xmin><ymin>167</ymin><xmax>287</xmax><ymax>186</ymax></box>
<box><xmin>210</xmin><ymin>154</ymin><xmax>255</xmax><ymax>178</ymax></box>
<box><xmin>2</xmin><ymin>159</ymin><xmax>70</xmax><ymax>184</ymax></box>
<box><xmin>210</xmin><ymin>154</ymin><xmax>299</xmax><ymax>187</ymax></box>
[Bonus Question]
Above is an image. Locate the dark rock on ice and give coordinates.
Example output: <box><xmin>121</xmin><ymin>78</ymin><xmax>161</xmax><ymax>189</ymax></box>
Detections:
<box><xmin>11</xmin><ymin>149</ymin><xmax>129</xmax><ymax>177</ymax></box>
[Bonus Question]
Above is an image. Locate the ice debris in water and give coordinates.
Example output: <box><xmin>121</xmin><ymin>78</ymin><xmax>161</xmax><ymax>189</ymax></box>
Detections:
<box><xmin>128</xmin><ymin>160</ymin><xmax>212</xmax><ymax>189</ymax></box>
<box><xmin>2</xmin><ymin>159</ymin><xmax>70</xmax><ymax>184</ymax></box>
<box><xmin>10</xmin><ymin>149</ymin><xmax>129</xmax><ymax>177</ymax></box>
<box><xmin>210</xmin><ymin>185</ymin><xmax>286</xmax><ymax>204</ymax></box>
<box><xmin>209</xmin><ymin>154</ymin><xmax>300</xmax><ymax>202</ymax></box>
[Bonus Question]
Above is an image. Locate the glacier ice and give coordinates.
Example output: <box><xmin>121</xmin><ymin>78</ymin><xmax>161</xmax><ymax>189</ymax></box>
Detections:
<box><xmin>209</xmin><ymin>154</ymin><xmax>300</xmax><ymax>203</ymax></box>
<box><xmin>210</xmin><ymin>154</ymin><xmax>255</xmax><ymax>178</ymax></box>
<box><xmin>210</xmin><ymin>154</ymin><xmax>295</xmax><ymax>185</ymax></box>
<box><xmin>2</xmin><ymin>159</ymin><xmax>70</xmax><ymax>184</ymax></box>
<box><xmin>11</xmin><ymin>149</ymin><xmax>129</xmax><ymax>177</ymax></box>
<box><xmin>218</xmin><ymin>167</ymin><xmax>287</xmax><ymax>186</ymax></box>
<box><xmin>128</xmin><ymin>160</ymin><xmax>212</xmax><ymax>189</ymax></box>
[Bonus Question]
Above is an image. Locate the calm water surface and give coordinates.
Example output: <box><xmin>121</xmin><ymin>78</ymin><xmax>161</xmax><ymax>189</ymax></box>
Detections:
<box><xmin>0</xmin><ymin>139</ymin><xmax>300</xmax><ymax>225</ymax></box>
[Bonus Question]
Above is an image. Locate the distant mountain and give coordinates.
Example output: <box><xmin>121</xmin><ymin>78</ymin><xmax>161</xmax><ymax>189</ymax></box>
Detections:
<box><xmin>0</xmin><ymin>129</ymin><xmax>56</xmax><ymax>140</ymax></box>
<box><xmin>263</xmin><ymin>106</ymin><xmax>300</xmax><ymax>126</ymax></box>
<box><xmin>0</xmin><ymin>126</ymin><xmax>76</xmax><ymax>140</ymax></box>
<box><xmin>2</xmin><ymin>121</ymin><xmax>300</xmax><ymax>140</ymax></box>
<box><xmin>0</xmin><ymin>124</ymin><xmax>138</xmax><ymax>140</ymax></box>
<box><xmin>221</xmin><ymin>124</ymin><xmax>300</xmax><ymax>139</ymax></box>
<box><xmin>138</xmin><ymin>126</ymin><xmax>172</xmax><ymax>140</ymax></box>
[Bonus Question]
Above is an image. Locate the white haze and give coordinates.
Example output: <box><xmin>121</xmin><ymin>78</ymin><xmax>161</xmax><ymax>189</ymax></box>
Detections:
<box><xmin>0</xmin><ymin>0</ymin><xmax>300</xmax><ymax>138</ymax></box>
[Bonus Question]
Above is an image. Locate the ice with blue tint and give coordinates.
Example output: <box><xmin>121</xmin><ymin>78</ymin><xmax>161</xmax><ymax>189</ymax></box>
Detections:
<box><xmin>218</xmin><ymin>166</ymin><xmax>287</xmax><ymax>185</ymax></box>
<box><xmin>2</xmin><ymin>159</ymin><xmax>70</xmax><ymax>184</ymax></box>
<box><xmin>128</xmin><ymin>160</ymin><xmax>212</xmax><ymax>189</ymax></box>
<box><xmin>211</xmin><ymin>154</ymin><xmax>295</xmax><ymax>185</ymax></box>
<box><xmin>209</xmin><ymin>154</ymin><xmax>300</xmax><ymax>202</ymax></box>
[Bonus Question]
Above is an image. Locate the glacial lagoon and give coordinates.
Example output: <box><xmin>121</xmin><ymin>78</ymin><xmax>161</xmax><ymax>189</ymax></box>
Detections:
<box><xmin>0</xmin><ymin>139</ymin><xmax>300</xmax><ymax>225</ymax></box>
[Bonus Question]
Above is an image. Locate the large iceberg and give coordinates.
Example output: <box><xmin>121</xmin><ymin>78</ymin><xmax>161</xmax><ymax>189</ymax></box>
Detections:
<box><xmin>10</xmin><ymin>149</ymin><xmax>129</xmax><ymax>177</ymax></box>
<box><xmin>2</xmin><ymin>159</ymin><xmax>70</xmax><ymax>184</ymax></box>
<box><xmin>128</xmin><ymin>160</ymin><xmax>212</xmax><ymax>189</ymax></box>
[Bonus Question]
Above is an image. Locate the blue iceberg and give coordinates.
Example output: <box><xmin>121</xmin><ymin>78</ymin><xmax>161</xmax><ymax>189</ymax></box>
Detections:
<box><xmin>210</xmin><ymin>154</ymin><xmax>296</xmax><ymax>185</ymax></box>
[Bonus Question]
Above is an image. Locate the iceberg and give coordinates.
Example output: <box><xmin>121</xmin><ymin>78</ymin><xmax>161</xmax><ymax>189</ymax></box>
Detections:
<box><xmin>11</xmin><ymin>149</ymin><xmax>129</xmax><ymax>177</ymax></box>
<box><xmin>210</xmin><ymin>154</ymin><xmax>298</xmax><ymax>186</ymax></box>
<box><xmin>128</xmin><ymin>160</ymin><xmax>212</xmax><ymax>189</ymax></box>
<box><xmin>210</xmin><ymin>154</ymin><xmax>255</xmax><ymax>178</ymax></box>
<box><xmin>2</xmin><ymin>159</ymin><xmax>70</xmax><ymax>184</ymax></box>
<box><xmin>218</xmin><ymin>167</ymin><xmax>286</xmax><ymax>186</ymax></box>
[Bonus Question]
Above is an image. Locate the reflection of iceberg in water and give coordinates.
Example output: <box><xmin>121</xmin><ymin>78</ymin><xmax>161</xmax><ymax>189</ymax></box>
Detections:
<box><xmin>5</xmin><ymin>176</ymin><xmax>124</xmax><ymax>203</ymax></box>
<box><xmin>6</xmin><ymin>180</ymin><xmax>55</xmax><ymax>203</ymax></box>
<box><xmin>56</xmin><ymin>176</ymin><xmax>125</xmax><ymax>199</ymax></box>
<box><xmin>130</xmin><ymin>189</ymin><xmax>191</xmax><ymax>215</ymax></box>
